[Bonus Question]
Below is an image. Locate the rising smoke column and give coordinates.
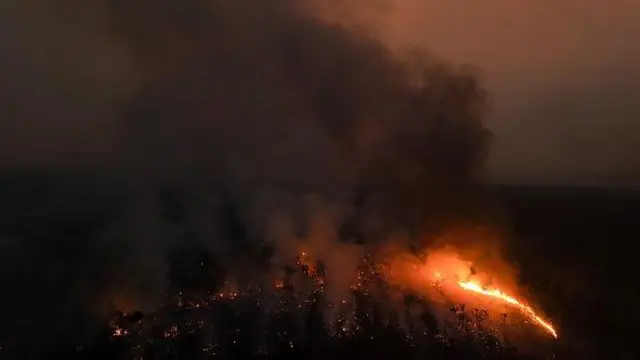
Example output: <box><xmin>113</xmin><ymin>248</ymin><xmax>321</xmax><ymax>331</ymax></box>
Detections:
<box><xmin>106</xmin><ymin>0</ymin><xmax>492</xmax><ymax>243</ymax></box>
<box><xmin>105</xmin><ymin>0</ymin><xmax>492</xmax><ymax>308</ymax></box>
<box><xmin>0</xmin><ymin>0</ymin><xmax>493</xmax><ymax>355</ymax></box>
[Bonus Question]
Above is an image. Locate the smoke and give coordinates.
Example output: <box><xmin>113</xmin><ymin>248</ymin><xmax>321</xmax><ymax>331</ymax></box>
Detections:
<box><xmin>0</xmin><ymin>0</ymin><xmax>494</xmax><ymax>354</ymax></box>
<box><xmin>310</xmin><ymin>0</ymin><xmax>640</xmax><ymax>187</ymax></box>
<box><xmin>103</xmin><ymin>0</ymin><xmax>491</xmax><ymax>299</ymax></box>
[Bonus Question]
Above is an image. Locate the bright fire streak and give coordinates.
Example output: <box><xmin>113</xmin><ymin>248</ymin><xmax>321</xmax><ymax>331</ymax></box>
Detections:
<box><xmin>458</xmin><ymin>280</ymin><xmax>558</xmax><ymax>339</ymax></box>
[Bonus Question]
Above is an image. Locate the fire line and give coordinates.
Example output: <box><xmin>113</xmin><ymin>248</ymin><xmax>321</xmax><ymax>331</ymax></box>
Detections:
<box><xmin>457</xmin><ymin>280</ymin><xmax>558</xmax><ymax>339</ymax></box>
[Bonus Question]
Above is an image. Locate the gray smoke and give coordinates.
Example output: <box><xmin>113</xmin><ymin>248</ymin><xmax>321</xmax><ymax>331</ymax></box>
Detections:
<box><xmin>0</xmin><ymin>0</ymin><xmax>492</xmax><ymax>355</ymax></box>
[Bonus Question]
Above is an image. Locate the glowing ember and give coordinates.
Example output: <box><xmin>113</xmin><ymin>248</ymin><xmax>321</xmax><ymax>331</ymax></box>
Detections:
<box><xmin>457</xmin><ymin>280</ymin><xmax>558</xmax><ymax>339</ymax></box>
<box><xmin>297</xmin><ymin>252</ymin><xmax>317</xmax><ymax>276</ymax></box>
<box><xmin>164</xmin><ymin>325</ymin><xmax>179</xmax><ymax>338</ymax></box>
<box><xmin>112</xmin><ymin>326</ymin><xmax>129</xmax><ymax>337</ymax></box>
<box><xmin>275</xmin><ymin>279</ymin><xmax>285</xmax><ymax>289</ymax></box>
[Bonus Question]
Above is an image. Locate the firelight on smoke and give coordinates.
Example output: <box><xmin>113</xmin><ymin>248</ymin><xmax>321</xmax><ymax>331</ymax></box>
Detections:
<box><xmin>411</xmin><ymin>247</ymin><xmax>558</xmax><ymax>339</ymax></box>
<box><xmin>457</xmin><ymin>280</ymin><xmax>558</xmax><ymax>338</ymax></box>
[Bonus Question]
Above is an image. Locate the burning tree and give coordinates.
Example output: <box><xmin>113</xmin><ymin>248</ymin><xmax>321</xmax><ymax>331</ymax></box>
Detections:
<box><xmin>74</xmin><ymin>244</ymin><xmax>558</xmax><ymax>360</ymax></box>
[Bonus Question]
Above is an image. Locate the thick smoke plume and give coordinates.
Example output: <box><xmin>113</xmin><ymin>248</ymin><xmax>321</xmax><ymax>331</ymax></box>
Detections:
<box><xmin>0</xmin><ymin>0</ymin><xmax>494</xmax><ymax>355</ymax></box>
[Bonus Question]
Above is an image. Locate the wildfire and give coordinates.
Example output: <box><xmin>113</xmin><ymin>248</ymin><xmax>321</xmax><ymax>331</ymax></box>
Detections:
<box><xmin>408</xmin><ymin>247</ymin><xmax>558</xmax><ymax>339</ymax></box>
<box><xmin>457</xmin><ymin>280</ymin><xmax>558</xmax><ymax>338</ymax></box>
<box><xmin>387</xmin><ymin>245</ymin><xmax>559</xmax><ymax>339</ymax></box>
<box><xmin>106</xmin><ymin>245</ymin><xmax>558</xmax><ymax>351</ymax></box>
<box><xmin>112</xmin><ymin>326</ymin><xmax>129</xmax><ymax>337</ymax></box>
<box><xmin>275</xmin><ymin>279</ymin><xmax>285</xmax><ymax>289</ymax></box>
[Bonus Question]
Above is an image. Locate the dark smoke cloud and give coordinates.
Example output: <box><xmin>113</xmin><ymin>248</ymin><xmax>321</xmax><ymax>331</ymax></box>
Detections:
<box><xmin>0</xmin><ymin>0</ymin><xmax>492</xmax><ymax>355</ymax></box>
<box><xmin>315</xmin><ymin>0</ymin><xmax>640</xmax><ymax>188</ymax></box>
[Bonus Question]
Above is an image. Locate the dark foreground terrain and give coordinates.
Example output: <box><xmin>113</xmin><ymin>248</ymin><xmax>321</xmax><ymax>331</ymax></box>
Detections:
<box><xmin>495</xmin><ymin>185</ymin><xmax>639</xmax><ymax>359</ymax></box>
<box><xmin>0</xmin><ymin>171</ymin><xmax>638</xmax><ymax>359</ymax></box>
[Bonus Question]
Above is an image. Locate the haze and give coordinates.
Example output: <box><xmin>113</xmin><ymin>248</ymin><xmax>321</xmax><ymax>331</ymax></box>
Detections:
<box><xmin>1</xmin><ymin>0</ymin><xmax>639</xmax><ymax>187</ymax></box>
<box><xmin>314</xmin><ymin>0</ymin><xmax>640</xmax><ymax>187</ymax></box>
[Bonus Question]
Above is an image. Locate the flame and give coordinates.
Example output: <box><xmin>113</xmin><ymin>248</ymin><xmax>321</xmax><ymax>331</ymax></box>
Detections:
<box><xmin>387</xmin><ymin>246</ymin><xmax>559</xmax><ymax>339</ymax></box>
<box><xmin>112</xmin><ymin>326</ymin><xmax>129</xmax><ymax>337</ymax></box>
<box><xmin>298</xmin><ymin>251</ymin><xmax>317</xmax><ymax>276</ymax></box>
<box><xmin>457</xmin><ymin>280</ymin><xmax>558</xmax><ymax>338</ymax></box>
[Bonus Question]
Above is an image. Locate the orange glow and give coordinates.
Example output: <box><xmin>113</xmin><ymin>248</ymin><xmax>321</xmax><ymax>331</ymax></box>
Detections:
<box><xmin>387</xmin><ymin>246</ymin><xmax>558</xmax><ymax>339</ymax></box>
<box><xmin>457</xmin><ymin>280</ymin><xmax>558</xmax><ymax>338</ymax></box>
<box><xmin>275</xmin><ymin>279</ymin><xmax>284</xmax><ymax>289</ymax></box>
<box><xmin>298</xmin><ymin>251</ymin><xmax>317</xmax><ymax>276</ymax></box>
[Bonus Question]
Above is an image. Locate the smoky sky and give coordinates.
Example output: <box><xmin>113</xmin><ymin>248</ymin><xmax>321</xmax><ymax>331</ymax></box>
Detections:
<box><xmin>2</xmin><ymin>0</ymin><xmax>639</xmax><ymax>186</ymax></box>
<box><xmin>313</xmin><ymin>0</ymin><xmax>640</xmax><ymax>187</ymax></box>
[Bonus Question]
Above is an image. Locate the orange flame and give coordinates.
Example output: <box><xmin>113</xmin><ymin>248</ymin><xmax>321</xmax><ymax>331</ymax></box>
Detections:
<box><xmin>388</xmin><ymin>246</ymin><xmax>559</xmax><ymax>339</ymax></box>
<box><xmin>298</xmin><ymin>251</ymin><xmax>317</xmax><ymax>276</ymax></box>
<box><xmin>112</xmin><ymin>326</ymin><xmax>129</xmax><ymax>337</ymax></box>
<box><xmin>457</xmin><ymin>280</ymin><xmax>558</xmax><ymax>338</ymax></box>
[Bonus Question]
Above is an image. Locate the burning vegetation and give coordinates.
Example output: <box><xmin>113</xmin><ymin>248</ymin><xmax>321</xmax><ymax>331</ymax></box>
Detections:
<box><xmin>388</xmin><ymin>246</ymin><xmax>558</xmax><ymax>339</ymax></box>
<box><xmin>88</xmin><ymin>245</ymin><xmax>558</xmax><ymax>360</ymax></box>
<box><xmin>0</xmin><ymin>1</ymin><xmax>562</xmax><ymax>359</ymax></box>
<box><xmin>457</xmin><ymin>282</ymin><xmax>557</xmax><ymax>339</ymax></box>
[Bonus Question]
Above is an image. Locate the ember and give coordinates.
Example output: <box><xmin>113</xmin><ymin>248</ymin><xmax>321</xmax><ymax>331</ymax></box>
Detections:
<box><xmin>94</xmin><ymin>247</ymin><xmax>558</xmax><ymax>360</ymax></box>
<box><xmin>111</xmin><ymin>326</ymin><xmax>128</xmax><ymax>338</ymax></box>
